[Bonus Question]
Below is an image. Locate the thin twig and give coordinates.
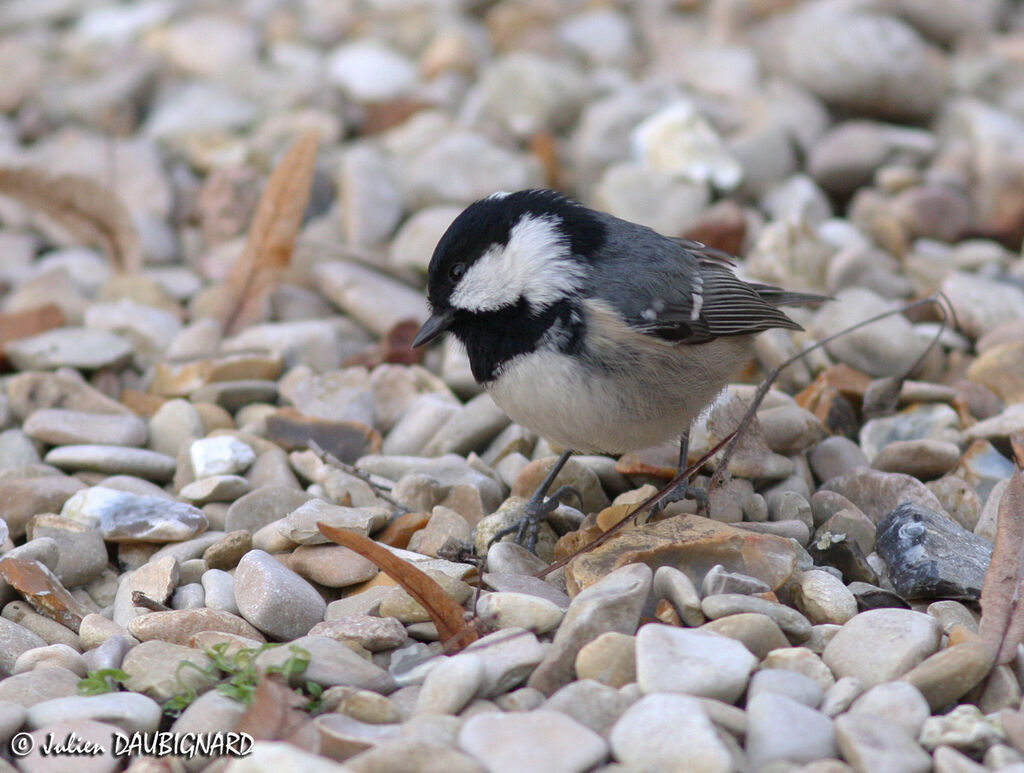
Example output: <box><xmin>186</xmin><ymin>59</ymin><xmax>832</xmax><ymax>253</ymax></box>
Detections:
<box><xmin>306</xmin><ymin>440</ymin><xmax>408</xmax><ymax>512</ymax></box>
<box><xmin>707</xmin><ymin>293</ymin><xmax>953</xmax><ymax>493</ymax></box>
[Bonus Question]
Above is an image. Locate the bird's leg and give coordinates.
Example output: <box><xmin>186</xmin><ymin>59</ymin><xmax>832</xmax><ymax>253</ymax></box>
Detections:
<box><xmin>488</xmin><ymin>449</ymin><xmax>579</xmax><ymax>553</ymax></box>
<box><xmin>651</xmin><ymin>430</ymin><xmax>708</xmax><ymax>517</ymax></box>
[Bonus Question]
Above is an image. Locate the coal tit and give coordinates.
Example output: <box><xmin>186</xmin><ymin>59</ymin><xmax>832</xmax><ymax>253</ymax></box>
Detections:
<box><xmin>413</xmin><ymin>189</ymin><xmax>825</xmax><ymax>546</ymax></box>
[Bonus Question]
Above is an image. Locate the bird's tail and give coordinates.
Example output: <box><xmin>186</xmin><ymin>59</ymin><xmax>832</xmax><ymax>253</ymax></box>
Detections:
<box><xmin>749</xmin><ymin>284</ymin><xmax>831</xmax><ymax>308</ymax></box>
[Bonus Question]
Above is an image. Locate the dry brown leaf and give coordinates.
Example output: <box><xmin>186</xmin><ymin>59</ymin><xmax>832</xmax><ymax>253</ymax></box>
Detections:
<box><xmin>0</xmin><ymin>556</ymin><xmax>90</xmax><ymax>632</ymax></box>
<box><xmin>0</xmin><ymin>304</ymin><xmax>64</xmax><ymax>361</ymax></box>
<box><xmin>317</xmin><ymin>521</ymin><xmax>479</xmax><ymax>650</ymax></box>
<box><xmin>0</xmin><ymin>166</ymin><xmax>141</xmax><ymax>273</ymax></box>
<box><xmin>211</xmin><ymin>130</ymin><xmax>319</xmax><ymax>335</ymax></box>
<box><xmin>233</xmin><ymin>675</ymin><xmax>311</xmax><ymax>744</ymax></box>
<box><xmin>978</xmin><ymin>469</ymin><xmax>1024</xmax><ymax>664</ymax></box>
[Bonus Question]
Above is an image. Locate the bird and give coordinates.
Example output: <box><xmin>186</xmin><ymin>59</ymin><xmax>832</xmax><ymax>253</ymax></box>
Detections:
<box><xmin>412</xmin><ymin>188</ymin><xmax>826</xmax><ymax>550</ymax></box>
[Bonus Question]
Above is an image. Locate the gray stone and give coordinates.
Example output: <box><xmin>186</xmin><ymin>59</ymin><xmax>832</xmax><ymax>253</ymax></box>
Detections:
<box><xmin>823</xmin><ymin>609</ymin><xmax>941</xmax><ymax>686</ymax></box>
<box><xmin>234</xmin><ymin>549</ymin><xmax>326</xmax><ymax>640</ymax></box>
<box><xmin>5</xmin><ymin>328</ymin><xmax>133</xmax><ymax>371</ymax></box>
<box><xmin>45</xmin><ymin>446</ymin><xmax>176</xmax><ymax>482</ymax></box>
<box><xmin>61</xmin><ymin>486</ymin><xmax>207</xmax><ymax>542</ymax></box>
<box><xmin>636</xmin><ymin>624</ymin><xmax>756</xmax><ymax>702</ymax></box>
<box><xmin>834</xmin><ymin>712</ymin><xmax>930</xmax><ymax>773</ymax></box>
<box><xmin>26</xmin><ymin>692</ymin><xmax>161</xmax><ymax>734</ymax></box>
<box><xmin>875</xmin><ymin>502</ymin><xmax>991</xmax><ymax>600</ymax></box>
<box><xmin>458</xmin><ymin>709</ymin><xmax>607</xmax><ymax>773</ymax></box>
<box><xmin>610</xmin><ymin>693</ymin><xmax>731</xmax><ymax>773</ymax></box>
<box><xmin>23</xmin><ymin>409</ymin><xmax>147</xmax><ymax>448</ymax></box>
<box><xmin>746</xmin><ymin>692</ymin><xmax>838</xmax><ymax>768</ymax></box>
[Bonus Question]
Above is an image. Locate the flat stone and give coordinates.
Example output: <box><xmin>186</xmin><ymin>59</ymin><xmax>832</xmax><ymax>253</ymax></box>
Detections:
<box><xmin>820</xmin><ymin>468</ymin><xmax>945</xmax><ymax>524</ymax></box>
<box><xmin>254</xmin><ymin>635</ymin><xmax>394</xmax><ymax>693</ymax></box>
<box><xmin>834</xmin><ymin>712</ymin><xmax>931</xmax><ymax>773</ymax></box>
<box><xmin>823</xmin><ymin>609</ymin><xmax>942</xmax><ymax>686</ymax></box>
<box><xmin>45</xmin><ymin>446</ymin><xmax>176</xmax><ymax>482</ymax></box>
<box><xmin>793</xmin><ymin>569</ymin><xmax>859</xmax><ymax>624</ymax></box>
<box><xmin>848</xmin><ymin>681</ymin><xmax>930</xmax><ymax>738</ymax></box>
<box><xmin>23</xmin><ymin>409</ymin><xmax>148</xmax><ymax>447</ymax></box>
<box><xmin>24</xmin><ymin>515</ymin><xmax>107</xmax><ymax>587</ymax></box>
<box><xmin>264</xmin><ymin>410</ymin><xmax>381</xmax><ymax>466</ymax></box>
<box><xmin>574</xmin><ymin>632</ymin><xmax>636</xmax><ymax>688</ymax></box>
<box><xmin>0</xmin><ymin>617</ymin><xmax>47</xmax><ymax>674</ymax></box>
<box><xmin>872</xmin><ymin>439</ymin><xmax>961</xmax><ymax>480</ymax></box>
<box><xmin>900</xmin><ymin>641</ymin><xmax>994</xmax><ymax>711</ymax></box>
<box><xmin>746</xmin><ymin>692</ymin><xmax>838</xmax><ymax>768</ymax></box>
<box><xmin>224</xmin><ymin>485</ymin><xmax>314</xmax><ymax>533</ymax></box>
<box><xmin>179</xmin><ymin>474</ymin><xmax>250</xmax><ymax>504</ymax></box>
<box><xmin>458</xmin><ymin>709</ymin><xmax>607</xmax><ymax>773</ymax></box>
<box><xmin>26</xmin><ymin>692</ymin><xmax>161</xmax><ymax>734</ymax></box>
<box><xmin>636</xmin><ymin>623</ymin><xmax>757</xmax><ymax>702</ymax></box>
<box><xmin>308</xmin><ymin>615</ymin><xmax>408</xmax><ymax>652</ymax></box>
<box><xmin>541</xmin><ymin>679</ymin><xmax>631</xmax><ymax>736</ymax></box>
<box><xmin>121</xmin><ymin>641</ymin><xmax>218</xmax><ymax>701</ymax></box>
<box><xmin>287</xmin><ymin>544</ymin><xmax>379</xmax><ymax>588</ymax></box>
<box><xmin>875</xmin><ymin>502</ymin><xmax>991</xmax><ymax>600</ymax></box>
<box><xmin>5</xmin><ymin>371</ymin><xmax>132</xmax><ymax>420</ymax></box>
<box><xmin>463</xmin><ymin>628</ymin><xmax>547</xmax><ymax>698</ymax></box>
<box><xmin>61</xmin><ymin>486</ymin><xmax>207</xmax><ymax>542</ymax></box>
<box><xmin>700</xmin><ymin>613</ymin><xmax>791</xmax><ymax>659</ymax></box>
<box><xmin>475</xmin><ymin>592</ymin><xmax>564</xmax><ymax>635</ymax></box>
<box><xmin>413</xmin><ymin>653</ymin><xmax>485</xmax><ymax>715</ymax></box>
<box><xmin>281</xmin><ymin>499</ymin><xmax>390</xmax><ymax>544</ymax></box>
<box><xmin>610</xmin><ymin>693</ymin><xmax>732</xmax><ymax>773</ymax></box>
<box><xmin>565</xmin><ymin>515</ymin><xmax>798</xmax><ymax>596</ymax></box>
<box><xmin>701</xmin><ymin>593</ymin><xmax>812</xmax><ymax>642</ymax></box>
<box><xmin>0</xmin><ymin>666</ymin><xmax>81</xmax><ymax>706</ymax></box>
<box><xmin>127</xmin><ymin>608</ymin><xmax>265</xmax><ymax>645</ymax></box>
<box><xmin>0</xmin><ymin>475</ymin><xmax>87</xmax><ymax>539</ymax></box>
<box><xmin>5</xmin><ymin>327</ymin><xmax>133</xmax><ymax>371</ymax></box>
<box><xmin>234</xmin><ymin>549</ymin><xmax>326</xmax><ymax>640</ymax></box>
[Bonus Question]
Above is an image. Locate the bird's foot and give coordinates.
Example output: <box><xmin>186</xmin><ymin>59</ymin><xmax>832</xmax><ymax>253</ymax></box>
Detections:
<box><xmin>488</xmin><ymin>484</ymin><xmax>581</xmax><ymax>553</ymax></box>
<box><xmin>650</xmin><ymin>480</ymin><xmax>708</xmax><ymax>519</ymax></box>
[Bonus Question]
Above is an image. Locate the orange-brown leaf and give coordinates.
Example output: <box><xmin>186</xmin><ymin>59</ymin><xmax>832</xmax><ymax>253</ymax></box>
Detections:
<box><xmin>213</xmin><ymin>130</ymin><xmax>319</xmax><ymax>335</ymax></box>
<box><xmin>233</xmin><ymin>675</ymin><xmax>311</xmax><ymax>744</ymax></box>
<box><xmin>0</xmin><ymin>166</ymin><xmax>141</xmax><ymax>273</ymax></box>
<box><xmin>979</xmin><ymin>469</ymin><xmax>1024</xmax><ymax>664</ymax></box>
<box><xmin>0</xmin><ymin>557</ymin><xmax>90</xmax><ymax>632</ymax></box>
<box><xmin>0</xmin><ymin>304</ymin><xmax>64</xmax><ymax>360</ymax></box>
<box><xmin>317</xmin><ymin>521</ymin><xmax>477</xmax><ymax>648</ymax></box>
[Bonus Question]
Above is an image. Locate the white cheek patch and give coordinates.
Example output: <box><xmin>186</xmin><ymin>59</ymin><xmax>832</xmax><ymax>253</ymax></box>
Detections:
<box><xmin>450</xmin><ymin>214</ymin><xmax>586</xmax><ymax>312</ymax></box>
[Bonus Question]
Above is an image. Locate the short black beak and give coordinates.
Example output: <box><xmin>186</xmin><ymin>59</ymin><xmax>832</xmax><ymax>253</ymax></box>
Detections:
<box><xmin>412</xmin><ymin>309</ymin><xmax>456</xmax><ymax>348</ymax></box>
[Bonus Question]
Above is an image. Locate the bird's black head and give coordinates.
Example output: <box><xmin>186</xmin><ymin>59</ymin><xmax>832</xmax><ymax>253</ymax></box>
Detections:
<box><xmin>412</xmin><ymin>189</ymin><xmax>605</xmax><ymax>349</ymax></box>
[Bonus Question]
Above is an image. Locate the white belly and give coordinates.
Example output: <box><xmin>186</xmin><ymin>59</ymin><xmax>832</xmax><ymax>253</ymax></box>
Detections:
<box><xmin>486</xmin><ymin>335</ymin><xmax>753</xmax><ymax>454</ymax></box>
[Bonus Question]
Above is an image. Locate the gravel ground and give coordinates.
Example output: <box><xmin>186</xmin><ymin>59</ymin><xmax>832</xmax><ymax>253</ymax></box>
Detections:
<box><xmin>0</xmin><ymin>1</ymin><xmax>1023</xmax><ymax>772</ymax></box>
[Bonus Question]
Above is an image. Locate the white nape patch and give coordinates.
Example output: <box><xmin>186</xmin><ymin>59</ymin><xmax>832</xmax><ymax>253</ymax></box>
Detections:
<box><xmin>641</xmin><ymin>308</ymin><xmax>657</xmax><ymax>322</ymax></box>
<box><xmin>487</xmin><ymin>191</ymin><xmax>511</xmax><ymax>200</ymax></box>
<box><xmin>450</xmin><ymin>214</ymin><xmax>585</xmax><ymax>312</ymax></box>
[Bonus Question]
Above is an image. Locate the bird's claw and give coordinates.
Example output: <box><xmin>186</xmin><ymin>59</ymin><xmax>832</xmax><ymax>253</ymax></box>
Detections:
<box><xmin>488</xmin><ymin>484</ymin><xmax>581</xmax><ymax>553</ymax></box>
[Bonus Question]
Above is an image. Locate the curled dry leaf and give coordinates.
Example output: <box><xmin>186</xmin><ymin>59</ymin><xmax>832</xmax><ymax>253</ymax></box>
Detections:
<box><xmin>0</xmin><ymin>556</ymin><xmax>90</xmax><ymax>632</ymax></box>
<box><xmin>210</xmin><ymin>130</ymin><xmax>319</xmax><ymax>335</ymax></box>
<box><xmin>233</xmin><ymin>675</ymin><xmax>312</xmax><ymax>745</ymax></box>
<box><xmin>0</xmin><ymin>165</ymin><xmax>142</xmax><ymax>273</ymax></box>
<box><xmin>978</xmin><ymin>468</ymin><xmax>1024</xmax><ymax>665</ymax></box>
<box><xmin>316</xmin><ymin>521</ymin><xmax>480</xmax><ymax>650</ymax></box>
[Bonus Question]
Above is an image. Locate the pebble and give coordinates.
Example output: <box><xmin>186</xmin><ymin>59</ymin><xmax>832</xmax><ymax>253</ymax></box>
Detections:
<box><xmin>414</xmin><ymin>653</ymin><xmax>485</xmax><ymax>715</ymax></box>
<box><xmin>610</xmin><ymin>693</ymin><xmax>732</xmax><ymax>773</ymax></box>
<box><xmin>4</xmin><ymin>328</ymin><xmax>134</xmax><ymax>371</ymax></box>
<box><xmin>22</xmin><ymin>409</ymin><xmax>147</xmax><ymax>447</ymax></box>
<box><xmin>189</xmin><ymin>435</ymin><xmax>256</xmax><ymax>478</ymax></box>
<box><xmin>834</xmin><ymin>712</ymin><xmax>931</xmax><ymax>773</ymax></box>
<box><xmin>476</xmin><ymin>592</ymin><xmax>563</xmax><ymax>635</ymax></box>
<box><xmin>746</xmin><ymin>692</ymin><xmax>838</xmax><ymax>768</ymax></box>
<box><xmin>26</xmin><ymin>692</ymin><xmax>162</xmax><ymax>734</ymax></box>
<box><xmin>748</xmin><ymin>668</ymin><xmax>824</xmax><ymax>708</ymax></box>
<box><xmin>822</xmin><ymin>608</ymin><xmax>942</xmax><ymax>686</ymax></box>
<box><xmin>635</xmin><ymin>624</ymin><xmax>756</xmax><ymax>702</ymax></box>
<box><xmin>848</xmin><ymin>681</ymin><xmax>931</xmax><ymax>739</ymax></box>
<box><xmin>573</xmin><ymin>633</ymin><xmax>636</xmax><ymax>689</ymax></box>
<box><xmin>701</xmin><ymin>613</ymin><xmax>791</xmax><ymax>659</ymax></box>
<box><xmin>875</xmin><ymin>502</ymin><xmax>991</xmax><ymax>599</ymax></box>
<box><xmin>528</xmin><ymin>564</ymin><xmax>650</xmax><ymax>696</ymax></box>
<box><xmin>61</xmin><ymin>486</ymin><xmax>207</xmax><ymax>542</ymax></box>
<box><xmin>701</xmin><ymin>593</ymin><xmax>812</xmax><ymax>642</ymax></box>
<box><xmin>234</xmin><ymin>550</ymin><xmax>326</xmax><ymax>641</ymax></box>
<box><xmin>45</xmin><ymin>445</ymin><xmax>176</xmax><ymax>481</ymax></box>
<box><xmin>458</xmin><ymin>710</ymin><xmax>607</xmax><ymax>773</ymax></box>
<box><xmin>793</xmin><ymin>569</ymin><xmax>859</xmax><ymax>625</ymax></box>
<box><xmin>871</xmin><ymin>439</ymin><xmax>961</xmax><ymax>479</ymax></box>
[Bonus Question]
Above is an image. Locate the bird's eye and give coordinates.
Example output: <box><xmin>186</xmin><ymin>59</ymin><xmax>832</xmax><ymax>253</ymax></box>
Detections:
<box><xmin>448</xmin><ymin>263</ymin><xmax>466</xmax><ymax>281</ymax></box>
